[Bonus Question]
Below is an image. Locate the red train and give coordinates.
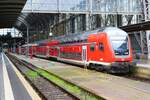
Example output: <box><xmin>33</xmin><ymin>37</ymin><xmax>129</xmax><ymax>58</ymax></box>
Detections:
<box><xmin>12</xmin><ymin>27</ymin><xmax>134</xmax><ymax>73</ymax></box>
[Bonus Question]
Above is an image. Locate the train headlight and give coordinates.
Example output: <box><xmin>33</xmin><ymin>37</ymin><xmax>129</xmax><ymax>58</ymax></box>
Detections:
<box><xmin>124</xmin><ymin>52</ymin><xmax>129</xmax><ymax>55</ymax></box>
<box><xmin>100</xmin><ymin>58</ymin><xmax>103</xmax><ymax>61</ymax></box>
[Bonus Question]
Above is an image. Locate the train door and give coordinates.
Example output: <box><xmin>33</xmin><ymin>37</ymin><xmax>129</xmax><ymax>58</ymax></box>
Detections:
<box><xmin>57</xmin><ymin>47</ymin><xmax>60</xmax><ymax>59</ymax></box>
<box><xmin>19</xmin><ymin>46</ymin><xmax>21</xmax><ymax>54</ymax></box>
<box><xmin>46</xmin><ymin>46</ymin><xmax>49</xmax><ymax>57</ymax></box>
<box><xmin>82</xmin><ymin>46</ymin><xmax>87</xmax><ymax>67</ymax></box>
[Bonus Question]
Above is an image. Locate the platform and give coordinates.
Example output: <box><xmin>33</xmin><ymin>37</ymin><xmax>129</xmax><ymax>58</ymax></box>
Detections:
<box><xmin>133</xmin><ymin>59</ymin><xmax>150</xmax><ymax>79</ymax></box>
<box><xmin>136</xmin><ymin>59</ymin><xmax>150</xmax><ymax>68</ymax></box>
<box><xmin>0</xmin><ymin>53</ymin><xmax>40</xmax><ymax>100</ymax></box>
<box><xmin>0</xmin><ymin>53</ymin><xmax>5</xmax><ymax>100</ymax></box>
<box><xmin>11</xmin><ymin>53</ymin><xmax>150</xmax><ymax>100</ymax></box>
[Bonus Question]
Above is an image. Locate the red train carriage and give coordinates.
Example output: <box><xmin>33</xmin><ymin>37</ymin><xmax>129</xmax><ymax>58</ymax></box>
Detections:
<box><xmin>19</xmin><ymin>43</ymin><xmax>37</xmax><ymax>55</ymax></box>
<box><xmin>47</xmin><ymin>41</ymin><xmax>60</xmax><ymax>57</ymax></box>
<box><xmin>55</xmin><ymin>27</ymin><xmax>133</xmax><ymax>73</ymax></box>
<box><xmin>35</xmin><ymin>43</ymin><xmax>47</xmax><ymax>57</ymax></box>
<box><xmin>19</xmin><ymin>27</ymin><xmax>134</xmax><ymax>73</ymax></box>
<box><xmin>21</xmin><ymin>44</ymin><xmax>27</xmax><ymax>55</ymax></box>
<box><xmin>35</xmin><ymin>41</ymin><xmax>59</xmax><ymax>58</ymax></box>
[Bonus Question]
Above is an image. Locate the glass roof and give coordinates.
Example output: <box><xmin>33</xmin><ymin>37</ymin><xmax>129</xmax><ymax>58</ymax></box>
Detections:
<box><xmin>23</xmin><ymin>0</ymin><xmax>142</xmax><ymax>14</ymax></box>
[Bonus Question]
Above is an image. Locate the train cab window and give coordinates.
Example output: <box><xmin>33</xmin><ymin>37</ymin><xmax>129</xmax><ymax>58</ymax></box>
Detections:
<box><xmin>99</xmin><ymin>43</ymin><xmax>104</xmax><ymax>51</ymax></box>
<box><xmin>90</xmin><ymin>44</ymin><xmax>95</xmax><ymax>52</ymax></box>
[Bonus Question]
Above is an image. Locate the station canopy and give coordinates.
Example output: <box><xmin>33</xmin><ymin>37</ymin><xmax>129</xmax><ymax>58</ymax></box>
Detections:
<box><xmin>22</xmin><ymin>0</ymin><xmax>142</xmax><ymax>14</ymax></box>
<box><xmin>15</xmin><ymin>0</ymin><xmax>143</xmax><ymax>34</ymax></box>
<box><xmin>0</xmin><ymin>0</ymin><xmax>27</xmax><ymax>28</ymax></box>
<box><xmin>0</xmin><ymin>0</ymin><xmax>148</xmax><ymax>34</ymax></box>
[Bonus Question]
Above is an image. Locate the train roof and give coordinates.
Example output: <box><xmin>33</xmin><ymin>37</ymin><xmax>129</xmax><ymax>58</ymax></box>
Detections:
<box><xmin>53</xmin><ymin>27</ymin><xmax>127</xmax><ymax>43</ymax></box>
<box><xmin>22</xmin><ymin>43</ymin><xmax>37</xmax><ymax>47</ymax></box>
<box><xmin>29</xmin><ymin>27</ymin><xmax>127</xmax><ymax>45</ymax></box>
<box><xmin>53</xmin><ymin>27</ymin><xmax>105</xmax><ymax>43</ymax></box>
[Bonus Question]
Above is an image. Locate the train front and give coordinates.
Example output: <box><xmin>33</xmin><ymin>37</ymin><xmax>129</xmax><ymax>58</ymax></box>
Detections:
<box><xmin>104</xmin><ymin>27</ymin><xmax>134</xmax><ymax>73</ymax></box>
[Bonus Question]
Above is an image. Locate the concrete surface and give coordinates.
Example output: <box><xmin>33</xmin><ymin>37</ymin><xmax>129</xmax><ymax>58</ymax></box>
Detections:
<box><xmin>0</xmin><ymin>53</ymin><xmax>5</xmax><ymax>100</ymax></box>
<box><xmin>0</xmin><ymin>53</ymin><xmax>41</xmax><ymax>100</ymax></box>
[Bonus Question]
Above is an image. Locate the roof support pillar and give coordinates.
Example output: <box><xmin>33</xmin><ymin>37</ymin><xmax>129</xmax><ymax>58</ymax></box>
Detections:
<box><xmin>25</xmin><ymin>25</ymin><xmax>29</xmax><ymax>57</ymax></box>
<box><xmin>17</xmin><ymin>18</ymin><xmax>29</xmax><ymax>57</ymax></box>
<box><xmin>146</xmin><ymin>31</ymin><xmax>150</xmax><ymax>59</ymax></box>
<box><xmin>143</xmin><ymin>0</ymin><xmax>150</xmax><ymax>59</ymax></box>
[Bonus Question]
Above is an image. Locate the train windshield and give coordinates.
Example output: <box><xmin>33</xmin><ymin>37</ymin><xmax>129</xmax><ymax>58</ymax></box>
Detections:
<box><xmin>111</xmin><ymin>37</ymin><xmax>129</xmax><ymax>56</ymax></box>
<box><xmin>104</xmin><ymin>27</ymin><xmax>129</xmax><ymax>56</ymax></box>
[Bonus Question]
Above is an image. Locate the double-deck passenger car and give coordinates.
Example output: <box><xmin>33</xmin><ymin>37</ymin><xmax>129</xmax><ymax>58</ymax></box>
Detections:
<box><xmin>14</xmin><ymin>27</ymin><xmax>133</xmax><ymax>73</ymax></box>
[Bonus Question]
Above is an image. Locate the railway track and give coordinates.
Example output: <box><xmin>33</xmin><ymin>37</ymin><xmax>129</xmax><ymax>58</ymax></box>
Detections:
<box><xmin>6</xmin><ymin>54</ymin><xmax>80</xmax><ymax>100</ymax></box>
<box><xmin>7</xmin><ymin>54</ymin><xmax>105</xmax><ymax>100</ymax></box>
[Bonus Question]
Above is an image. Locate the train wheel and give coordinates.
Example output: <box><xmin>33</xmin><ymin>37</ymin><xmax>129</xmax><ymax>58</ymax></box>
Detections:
<box><xmin>89</xmin><ymin>63</ymin><xmax>95</xmax><ymax>70</ymax></box>
<box><xmin>95</xmin><ymin>65</ymin><xmax>104</xmax><ymax>71</ymax></box>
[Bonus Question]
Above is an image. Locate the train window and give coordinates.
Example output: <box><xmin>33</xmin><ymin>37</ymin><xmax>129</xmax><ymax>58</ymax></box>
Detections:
<box><xmin>90</xmin><ymin>44</ymin><xmax>95</xmax><ymax>52</ymax></box>
<box><xmin>99</xmin><ymin>43</ymin><xmax>104</xmax><ymax>51</ymax></box>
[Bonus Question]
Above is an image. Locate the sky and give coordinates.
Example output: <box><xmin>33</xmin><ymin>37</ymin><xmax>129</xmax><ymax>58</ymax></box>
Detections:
<box><xmin>0</xmin><ymin>28</ymin><xmax>21</xmax><ymax>37</ymax></box>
